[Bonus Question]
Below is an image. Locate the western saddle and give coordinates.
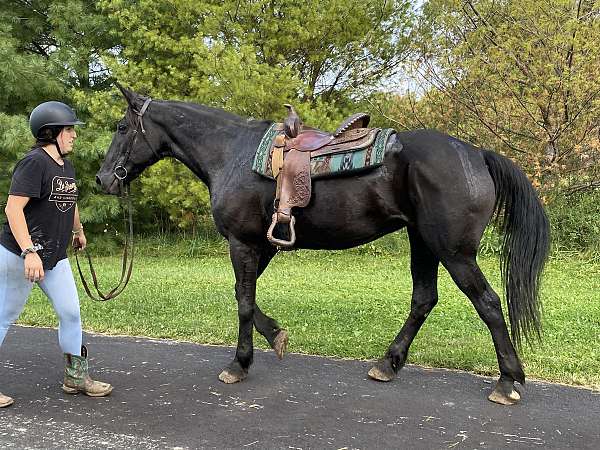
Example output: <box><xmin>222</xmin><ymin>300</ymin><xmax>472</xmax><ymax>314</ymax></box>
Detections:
<box><xmin>266</xmin><ymin>104</ymin><xmax>377</xmax><ymax>248</ymax></box>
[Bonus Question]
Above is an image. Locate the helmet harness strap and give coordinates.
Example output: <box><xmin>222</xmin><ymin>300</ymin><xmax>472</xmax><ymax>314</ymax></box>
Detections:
<box><xmin>54</xmin><ymin>134</ymin><xmax>65</xmax><ymax>158</ymax></box>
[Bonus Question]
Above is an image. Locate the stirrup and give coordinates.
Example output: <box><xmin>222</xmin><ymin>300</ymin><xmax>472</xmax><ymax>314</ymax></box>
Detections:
<box><xmin>267</xmin><ymin>213</ymin><xmax>296</xmax><ymax>248</ymax></box>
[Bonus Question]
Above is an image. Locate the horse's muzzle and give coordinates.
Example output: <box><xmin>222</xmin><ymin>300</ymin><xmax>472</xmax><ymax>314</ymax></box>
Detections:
<box><xmin>96</xmin><ymin>173</ymin><xmax>121</xmax><ymax>195</ymax></box>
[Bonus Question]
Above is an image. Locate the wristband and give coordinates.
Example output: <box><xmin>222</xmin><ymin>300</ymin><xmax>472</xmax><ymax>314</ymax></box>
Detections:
<box><xmin>20</xmin><ymin>243</ymin><xmax>44</xmax><ymax>258</ymax></box>
<box><xmin>72</xmin><ymin>226</ymin><xmax>84</xmax><ymax>235</ymax></box>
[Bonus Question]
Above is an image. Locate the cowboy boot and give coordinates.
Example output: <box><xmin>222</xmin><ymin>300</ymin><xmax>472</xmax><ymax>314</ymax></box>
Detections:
<box><xmin>62</xmin><ymin>345</ymin><xmax>113</xmax><ymax>397</ymax></box>
<box><xmin>0</xmin><ymin>392</ymin><xmax>14</xmax><ymax>408</ymax></box>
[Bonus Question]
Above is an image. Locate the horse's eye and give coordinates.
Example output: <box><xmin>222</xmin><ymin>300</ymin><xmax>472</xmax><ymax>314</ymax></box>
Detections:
<box><xmin>118</xmin><ymin>123</ymin><xmax>128</xmax><ymax>133</ymax></box>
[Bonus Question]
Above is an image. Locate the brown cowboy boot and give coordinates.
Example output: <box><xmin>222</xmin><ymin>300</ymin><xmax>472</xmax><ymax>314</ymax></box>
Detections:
<box><xmin>62</xmin><ymin>345</ymin><xmax>113</xmax><ymax>397</ymax></box>
<box><xmin>0</xmin><ymin>392</ymin><xmax>14</xmax><ymax>408</ymax></box>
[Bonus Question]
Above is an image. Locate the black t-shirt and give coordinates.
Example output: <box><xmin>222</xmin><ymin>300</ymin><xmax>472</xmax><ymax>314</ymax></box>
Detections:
<box><xmin>0</xmin><ymin>148</ymin><xmax>78</xmax><ymax>270</ymax></box>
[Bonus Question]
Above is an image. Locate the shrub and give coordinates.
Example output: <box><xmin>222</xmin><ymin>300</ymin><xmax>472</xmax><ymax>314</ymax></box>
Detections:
<box><xmin>546</xmin><ymin>191</ymin><xmax>600</xmax><ymax>255</ymax></box>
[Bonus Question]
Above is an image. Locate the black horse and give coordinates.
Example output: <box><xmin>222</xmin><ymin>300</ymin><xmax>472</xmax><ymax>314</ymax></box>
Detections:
<box><xmin>97</xmin><ymin>87</ymin><xmax>549</xmax><ymax>405</ymax></box>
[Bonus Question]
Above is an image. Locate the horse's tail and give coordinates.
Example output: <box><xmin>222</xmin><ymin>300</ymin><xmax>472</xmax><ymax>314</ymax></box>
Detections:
<box><xmin>483</xmin><ymin>150</ymin><xmax>550</xmax><ymax>349</ymax></box>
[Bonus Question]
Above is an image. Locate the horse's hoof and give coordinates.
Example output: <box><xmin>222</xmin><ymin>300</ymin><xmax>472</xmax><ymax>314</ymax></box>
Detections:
<box><xmin>273</xmin><ymin>329</ymin><xmax>289</xmax><ymax>360</ymax></box>
<box><xmin>368</xmin><ymin>365</ymin><xmax>395</xmax><ymax>382</ymax></box>
<box><xmin>488</xmin><ymin>382</ymin><xmax>521</xmax><ymax>405</ymax></box>
<box><xmin>218</xmin><ymin>369</ymin><xmax>247</xmax><ymax>384</ymax></box>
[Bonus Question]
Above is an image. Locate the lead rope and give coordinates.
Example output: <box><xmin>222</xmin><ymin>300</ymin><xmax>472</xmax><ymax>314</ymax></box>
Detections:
<box><xmin>75</xmin><ymin>180</ymin><xmax>134</xmax><ymax>301</ymax></box>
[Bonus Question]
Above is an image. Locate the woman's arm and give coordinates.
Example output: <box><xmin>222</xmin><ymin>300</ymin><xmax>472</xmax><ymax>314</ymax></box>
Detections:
<box><xmin>72</xmin><ymin>204</ymin><xmax>86</xmax><ymax>250</ymax></box>
<box><xmin>5</xmin><ymin>195</ymin><xmax>44</xmax><ymax>281</ymax></box>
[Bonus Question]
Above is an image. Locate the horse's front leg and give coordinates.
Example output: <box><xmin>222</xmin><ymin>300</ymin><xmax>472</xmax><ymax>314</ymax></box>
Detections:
<box><xmin>219</xmin><ymin>238</ymin><xmax>260</xmax><ymax>384</ymax></box>
<box><xmin>253</xmin><ymin>246</ymin><xmax>288</xmax><ymax>359</ymax></box>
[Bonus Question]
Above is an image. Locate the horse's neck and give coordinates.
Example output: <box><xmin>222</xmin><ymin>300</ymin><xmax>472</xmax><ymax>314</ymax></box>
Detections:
<box><xmin>161</xmin><ymin>103</ymin><xmax>263</xmax><ymax>189</ymax></box>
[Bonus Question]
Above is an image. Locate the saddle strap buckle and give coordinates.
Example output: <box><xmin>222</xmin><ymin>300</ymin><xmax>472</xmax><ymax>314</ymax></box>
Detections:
<box><xmin>267</xmin><ymin>213</ymin><xmax>296</xmax><ymax>249</ymax></box>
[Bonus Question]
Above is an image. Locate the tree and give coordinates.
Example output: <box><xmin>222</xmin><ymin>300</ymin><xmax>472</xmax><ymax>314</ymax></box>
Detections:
<box><xmin>0</xmin><ymin>0</ymin><xmax>123</xmax><ymax>225</ymax></box>
<box><xmin>98</xmin><ymin>0</ymin><xmax>414</xmax><ymax>119</ymax></box>
<box><xmin>405</xmin><ymin>0</ymin><xmax>600</xmax><ymax>193</ymax></box>
<box><xmin>1</xmin><ymin>0</ymin><xmax>118</xmax><ymax>92</ymax></box>
<box><xmin>87</xmin><ymin>0</ymin><xmax>415</xmax><ymax>230</ymax></box>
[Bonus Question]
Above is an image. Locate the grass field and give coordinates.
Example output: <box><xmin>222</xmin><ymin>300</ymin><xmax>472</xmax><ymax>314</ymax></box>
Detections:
<box><xmin>17</xmin><ymin>242</ymin><xmax>600</xmax><ymax>389</ymax></box>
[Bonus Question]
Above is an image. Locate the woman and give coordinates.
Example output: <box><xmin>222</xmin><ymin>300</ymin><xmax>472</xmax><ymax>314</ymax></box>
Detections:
<box><xmin>0</xmin><ymin>101</ymin><xmax>112</xmax><ymax>408</ymax></box>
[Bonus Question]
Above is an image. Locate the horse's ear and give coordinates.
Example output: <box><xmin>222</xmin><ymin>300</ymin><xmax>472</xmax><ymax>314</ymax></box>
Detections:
<box><xmin>115</xmin><ymin>82</ymin><xmax>138</xmax><ymax>108</ymax></box>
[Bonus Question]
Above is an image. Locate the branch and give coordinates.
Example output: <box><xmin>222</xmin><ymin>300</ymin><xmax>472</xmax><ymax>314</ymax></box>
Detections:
<box><xmin>13</xmin><ymin>0</ymin><xmax>49</xmax><ymax>20</ymax></box>
<box><xmin>463</xmin><ymin>0</ymin><xmax>534</xmax><ymax>80</ymax></box>
<box><xmin>436</xmin><ymin>53</ymin><xmax>529</xmax><ymax>153</ymax></box>
<box><xmin>565</xmin><ymin>181</ymin><xmax>600</xmax><ymax>195</ymax></box>
<box><xmin>562</xmin><ymin>0</ymin><xmax>584</xmax><ymax>123</ymax></box>
<box><xmin>366</xmin><ymin>98</ymin><xmax>411</xmax><ymax>130</ymax></box>
<box><xmin>407</xmin><ymin>90</ymin><xmax>427</xmax><ymax>129</ymax></box>
<box><xmin>25</xmin><ymin>41</ymin><xmax>50</xmax><ymax>58</ymax></box>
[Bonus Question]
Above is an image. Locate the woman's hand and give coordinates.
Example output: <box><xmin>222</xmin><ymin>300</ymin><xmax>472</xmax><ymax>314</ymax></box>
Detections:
<box><xmin>24</xmin><ymin>252</ymin><xmax>44</xmax><ymax>282</ymax></box>
<box><xmin>73</xmin><ymin>230</ymin><xmax>87</xmax><ymax>251</ymax></box>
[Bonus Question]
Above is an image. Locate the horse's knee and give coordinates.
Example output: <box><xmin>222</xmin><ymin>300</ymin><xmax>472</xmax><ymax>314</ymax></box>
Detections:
<box><xmin>237</xmin><ymin>302</ymin><xmax>254</xmax><ymax>321</ymax></box>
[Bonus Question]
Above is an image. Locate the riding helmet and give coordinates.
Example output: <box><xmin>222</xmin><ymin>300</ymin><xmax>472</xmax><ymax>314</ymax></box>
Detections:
<box><xmin>29</xmin><ymin>101</ymin><xmax>85</xmax><ymax>138</ymax></box>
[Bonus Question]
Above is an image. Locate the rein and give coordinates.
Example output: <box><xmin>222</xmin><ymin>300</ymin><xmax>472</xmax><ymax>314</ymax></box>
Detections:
<box><xmin>75</xmin><ymin>97</ymin><xmax>153</xmax><ymax>301</ymax></box>
<box><xmin>74</xmin><ymin>180</ymin><xmax>134</xmax><ymax>301</ymax></box>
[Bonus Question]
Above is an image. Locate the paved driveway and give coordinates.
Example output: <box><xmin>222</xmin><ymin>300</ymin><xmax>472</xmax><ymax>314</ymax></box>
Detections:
<box><xmin>1</xmin><ymin>326</ymin><xmax>598</xmax><ymax>449</ymax></box>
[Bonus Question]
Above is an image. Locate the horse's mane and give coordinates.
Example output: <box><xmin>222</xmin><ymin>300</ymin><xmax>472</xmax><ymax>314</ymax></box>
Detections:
<box><xmin>136</xmin><ymin>98</ymin><xmax>271</xmax><ymax>130</ymax></box>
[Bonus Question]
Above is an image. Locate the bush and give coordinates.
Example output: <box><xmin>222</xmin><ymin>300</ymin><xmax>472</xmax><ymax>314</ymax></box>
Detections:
<box><xmin>80</xmin><ymin>218</ymin><xmax>227</xmax><ymax>259</ymax></box>
<box><xmin>546</xmin><ymin>191</ymin><xmax>600</xmax><ymax>255</ymax></box>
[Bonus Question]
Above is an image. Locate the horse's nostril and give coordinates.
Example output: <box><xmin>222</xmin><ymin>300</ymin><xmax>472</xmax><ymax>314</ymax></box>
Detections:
<box><xmin>96</xmin><ymin>175</ymin><xmax>102</xmax><ymax>186</ymax></box>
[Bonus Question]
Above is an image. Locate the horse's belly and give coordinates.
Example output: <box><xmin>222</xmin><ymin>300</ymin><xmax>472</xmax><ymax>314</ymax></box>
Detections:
<box><xmin>290</xmin><ymin>171</ymin><xmax>409</xmax><ymax>249</ymax></box>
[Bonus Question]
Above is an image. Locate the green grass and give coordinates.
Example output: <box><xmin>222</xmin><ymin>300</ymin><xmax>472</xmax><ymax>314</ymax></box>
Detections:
<box><xmin>17</xmin><ymin>246</ymin><xmax>600</xmax><ymax>389</ymax></box>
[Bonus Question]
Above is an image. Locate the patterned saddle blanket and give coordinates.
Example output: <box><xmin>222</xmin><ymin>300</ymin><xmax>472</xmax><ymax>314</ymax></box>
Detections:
<box><xmin>252</xmin><ymin>123</ymin><xmax>395</xmax><ymax>180</ymax></box>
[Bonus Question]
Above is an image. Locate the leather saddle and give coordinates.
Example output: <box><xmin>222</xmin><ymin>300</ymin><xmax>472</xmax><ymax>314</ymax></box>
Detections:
<box><xmin>267</xmin><ymin>104</ymin><xmax>378</xmax><ymax>248</ymax></box>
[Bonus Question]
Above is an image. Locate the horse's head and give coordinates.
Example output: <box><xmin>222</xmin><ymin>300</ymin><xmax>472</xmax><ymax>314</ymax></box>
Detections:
<box><xmin>96</xmin><ymin>85</ymin><xmax>162</xmax><ymax>195</ymax></box>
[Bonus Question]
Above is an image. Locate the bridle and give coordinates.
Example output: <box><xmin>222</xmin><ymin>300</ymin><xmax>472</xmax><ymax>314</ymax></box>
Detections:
<box><xmin>75</xmin><ymin>97</ymin><xmax>155</xmax><ymax>301</ymax></box>
<box><xmin>113</xmin><ymin>97</ymin><xmax>157</xmax><ymax>181</ymax></box>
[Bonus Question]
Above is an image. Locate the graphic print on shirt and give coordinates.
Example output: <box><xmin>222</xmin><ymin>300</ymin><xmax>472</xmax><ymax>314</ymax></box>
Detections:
<box><xmin>49</xmin><ymin>176</ymin><xmax>78</xmax><ymax>212</ymax></box>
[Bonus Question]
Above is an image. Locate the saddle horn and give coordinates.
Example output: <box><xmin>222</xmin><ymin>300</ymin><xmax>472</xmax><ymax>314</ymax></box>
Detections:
<box><xmin>283</xmin><ymin>104</ymin><xmax>301</xmax><ymax>138</ymax></box>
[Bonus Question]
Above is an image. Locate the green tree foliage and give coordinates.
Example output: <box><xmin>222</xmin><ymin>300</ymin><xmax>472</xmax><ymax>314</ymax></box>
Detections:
<box><xmin>2</xmin><ymin>1</ymin><xmax>597</xmax><ymax>250</ymax></box>
<box><xmin>0</xmin><ymin>31</ymin><xmax>63</xmax><ymax>115</ymax></box>
<box><xmin>88</xmin><ymin>0</ymin><xmax>414</xmax><ymax>229</ymax></box>
<box><xmin>2</xmin><ymin>0</ymin><xmax>118</xmax><ymax>92</ymax></box>
<box><xmin>99</xmin><ymin>0</ymin><xmax>413</xmax><ymax>119</ymax></box>
<box><xmin>0</xmin><ymin>0</ymin><xmax>120</xmax><ymax>226</ymax></box>
<box><xmin>140</xmin><ymin>161</ymin><xmax>211</xmax><ymax>232</ymax></box>
<box><xmin>0</xmin><ymin>114</ymin><xmax>30</xmax><ymax>216</ymax></box>
<box><xmin>393</xmin><ymin>0</ymin><xmax>600</xmax><ymax>195</ymax></box>
<box><xmin>2</xmin><ymin>0</ymin><xmax>414</xmax><ymax>231</ymax></box>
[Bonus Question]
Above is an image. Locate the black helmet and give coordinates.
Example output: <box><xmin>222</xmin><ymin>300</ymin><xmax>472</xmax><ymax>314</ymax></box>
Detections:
<box><xmin>29</xmin><ymin>101</ymin><xmax>85</xmax><ymax>138</ymax></box>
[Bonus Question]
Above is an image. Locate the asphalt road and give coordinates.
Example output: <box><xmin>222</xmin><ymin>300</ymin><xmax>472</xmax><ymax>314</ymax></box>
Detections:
<box><xmin>0</xmin><ymin>326</ymin><xmax>598</xmax><ymax>449</ymax></box>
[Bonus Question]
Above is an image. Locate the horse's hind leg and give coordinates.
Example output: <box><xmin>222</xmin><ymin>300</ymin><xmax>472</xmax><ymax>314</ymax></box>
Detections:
<box><xmin>443</xmin><ymin>256</ymin><xmax>524</xmax><ymax>405</ymax></box>
<box><xmin>254</xmin><ymin>247</ymin><xmax>288</xmax><ymax>359</ymax></box>
<box><xmin>368</xmin><ymin>228</ymin><xmax>439</xmax><ymax>381</ymax></box>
